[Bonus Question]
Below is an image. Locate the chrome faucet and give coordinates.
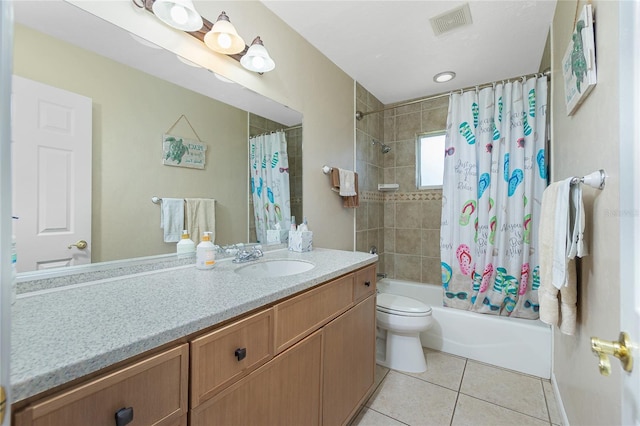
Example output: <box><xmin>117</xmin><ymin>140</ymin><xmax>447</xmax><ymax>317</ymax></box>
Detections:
<box><xmin>232</xmin><ymin>247</ymin><xmax>264</xmax><ymax>263</ymax></box>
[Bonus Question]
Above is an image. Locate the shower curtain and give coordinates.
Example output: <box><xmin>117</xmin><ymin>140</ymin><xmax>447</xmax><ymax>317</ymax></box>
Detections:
<box><xmin>250</xmin><ymin>131</ymin><xmax>291</xmax><ymax>244</ymax></box>
<box><xmin>440</xmin><ymin>77</ymin><xmax>548</xmax><ymax>319</ymax></box>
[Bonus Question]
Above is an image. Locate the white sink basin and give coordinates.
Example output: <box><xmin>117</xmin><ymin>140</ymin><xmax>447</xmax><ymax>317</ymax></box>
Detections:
<box><xmin>235</xmin><ymin>259</ymin><xmax>315</xmax><ymax>278</ymax></box>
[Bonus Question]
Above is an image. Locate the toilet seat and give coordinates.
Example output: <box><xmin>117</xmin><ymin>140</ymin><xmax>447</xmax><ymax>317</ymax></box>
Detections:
<box><xmin>376</xmin><ymin>293</ymin><xmax>432</xmax><ymax>317</ymax></box>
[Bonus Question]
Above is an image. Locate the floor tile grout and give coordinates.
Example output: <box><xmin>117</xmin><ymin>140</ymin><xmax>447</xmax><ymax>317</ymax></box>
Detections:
<box><xmin>363</xmin><ymin>353</ymin><xmax>554</xmax><ymax>426</ymax></box>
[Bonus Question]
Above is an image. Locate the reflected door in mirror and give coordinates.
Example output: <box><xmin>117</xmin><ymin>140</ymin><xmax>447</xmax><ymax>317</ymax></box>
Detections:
<box><xmin>12</xmin><ymin>76</ymin><xmax>92</xmax><ymax>272</ymax></box>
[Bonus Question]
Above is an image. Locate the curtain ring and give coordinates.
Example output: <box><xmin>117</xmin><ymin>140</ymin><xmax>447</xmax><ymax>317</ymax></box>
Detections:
<box><xmin>492</xmin><ymin>81</ymin><xmax>496</xmax><ymax>90</ymax></box>
<box><xmin>131</xmin><ymin>0</ymin><xmax>145</xmax><ymax>8</ymax></box>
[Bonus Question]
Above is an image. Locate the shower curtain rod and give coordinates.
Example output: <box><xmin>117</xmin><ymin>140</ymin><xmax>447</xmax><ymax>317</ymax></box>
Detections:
<box><xmin>251</xmin><ymin>125</ymin><xmax>302</xmax><ymax>138</ymax></box>
<box><xmin>355</xmin><ymin>69</ymin><xmax>551</xmax><ymax>121</ymax></box>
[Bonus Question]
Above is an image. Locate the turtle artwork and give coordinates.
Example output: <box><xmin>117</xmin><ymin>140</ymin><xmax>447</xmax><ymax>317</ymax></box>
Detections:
<box><xmin>570</xmin><ymin>19</ymin><xmax>587</xmax><ymax>93</ymax></box>
<box><xmin>164</xmin><ymin>136</ymin><xmax>189</xmax><ymax>164</ymax></box>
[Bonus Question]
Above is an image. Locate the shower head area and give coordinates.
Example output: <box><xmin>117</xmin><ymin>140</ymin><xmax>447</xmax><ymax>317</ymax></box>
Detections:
<box><xmin>372</xmin><ymin>139</ymin><xmax>391</xmax><ymax>154</ymax></box>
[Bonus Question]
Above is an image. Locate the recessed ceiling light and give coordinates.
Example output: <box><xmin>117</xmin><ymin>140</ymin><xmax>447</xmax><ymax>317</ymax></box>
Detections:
<box><xmin>434</xmin><ymin>71</ymin><xmax>456</xmax><ymax>83</ymax></box>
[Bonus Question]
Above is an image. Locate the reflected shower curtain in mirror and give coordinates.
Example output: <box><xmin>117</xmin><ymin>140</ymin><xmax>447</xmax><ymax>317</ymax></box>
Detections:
<box><xmin>250</xmin><ymin>131</ymin><xmax>291</xmax><ymax>244</ymax></box>
<box><xmin>440</xmin><ymin>77</ymin><xmax>548</xmax><ymax>319</ymax></box>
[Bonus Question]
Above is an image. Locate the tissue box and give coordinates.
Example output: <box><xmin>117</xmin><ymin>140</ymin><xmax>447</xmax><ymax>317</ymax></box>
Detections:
<box><xmin>266</xmin><ymin>229</ymin><xmax>289</xmax><ymax>245</ymax></box>
<box><xmin>288</xmin><ymin>230</ymin><xmax>313</xmax><ymax>252</ymax></box>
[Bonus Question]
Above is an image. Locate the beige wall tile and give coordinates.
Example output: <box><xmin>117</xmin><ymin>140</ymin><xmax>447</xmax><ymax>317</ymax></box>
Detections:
<box><xmin>396</xmin><ymin>166</ymin><xmax>417</xmax><ymax>192</ymax></box>
<box><xmin>395</xmin><ymin>255</ymin><xmax>421</xmax><ymax>281</ymax></box>
<box><xmin>395</xmin><ymin>228</ymin><xmax>421</xmax><ymax>255</ymax></box>
<box><xmin>383</xmin><ymin>253</ymin><xmax>395</xmax><ymax>277</ymax></box>
<box><xmin>384</xmin><ymin>115</ymin><xmax>395</xmax><ymax>142</ymax></box>
<box><xmin>422</xmin><ymin>199</ymin><xmax>443</xmax><ymax>229</ymax></box>
<box><xmin>397</xmin><ymin>112</ymin><xmax>421</xmax><ymax>141</ymax></box>
<box><xmin>384</xmin><ymin>202</ymin><xmax>396</xmax><ymax>228</ymax></box>
<box><xmin>356</xmin><ymin>231</ymin><xmax>368</xmax><ymax>252</ymax></box>
<box><xmin>384</xmin><ymin>228</ymin><xmax>396</xmax><ymax>253</ymax></box>
<box><xmin>369</xmin><ymin>201</ymin><xmax>381</xmax><ymax>229</ymax></box>
<box><xmin>396</xmin><ymin>202</ymin><xmax>422</xmax><ymax>229</ymax></box>
<box><xmin>422</xmin><ymin>107</ymin><xmax>448</xmax><ymax>133</ymax></box>
<box><xmin>422</xmin><ymin>257</ymin><xmax>441</xmax><ymax>284</ymax></box>
<box><xmin>395</xmin><ymin>139</ymin><xmax>416</xmax><ymax>167</ymax></box>
<box><xmin>422</xmin><ymin>229</ymin><xmax>440</xmax><ymax>258</ymax></box>
<box><xmin>356</xmin><ymin>202</ymin><xmax>368</xmax><ymax>231</ymax></box>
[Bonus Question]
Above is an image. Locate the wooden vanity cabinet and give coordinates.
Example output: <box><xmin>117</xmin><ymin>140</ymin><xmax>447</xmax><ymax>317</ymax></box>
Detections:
<box><xmin>14</xmin><ymin>344</ymin><xmax>189</xmax><ymax>426</ymax></box>
<box><xmin>13</xmin><ymin>263</ymin><xmax>377</xmax><ymax>426</ymax></box>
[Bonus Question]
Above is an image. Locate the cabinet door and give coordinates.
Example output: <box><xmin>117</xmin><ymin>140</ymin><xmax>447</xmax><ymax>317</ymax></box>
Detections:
<box><xmin>275</xmin><ymin>273</ymin><xmax>353</xmax><ymax>353</ymax></box>
<box><xmin>353</xmin><ymin>264</ymin><xmax>376</xmax><ymax>303</ymax></box>
<box><xmin>14</xmin><ymin>344</ymin><xmax>189</xmax><ymax>426</ymax></box>
<box><xmin>191</xmin><ymin>330</ymin><xmax>323</xmax><ymax>426</ymax></box>
<box><xmin>190</xmin><ymin>308</ymin><xmax>274</xmax><ymax>407</ymax></box>
<box><xmin>322</xmin><ymin>295</ymin><xmax>376</xmax><ymax>426</ymax></box>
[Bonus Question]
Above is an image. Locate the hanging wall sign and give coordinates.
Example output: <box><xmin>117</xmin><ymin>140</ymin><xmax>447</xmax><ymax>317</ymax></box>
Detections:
<box><xmin>162</xmin><ymin>134</ymin><xmax>207</xmax><ymax>169</ymax></box>
<box><xmin>562</xmin><ymin>3</ymin><xmax>597</xmax><ymax>116</ymax></box>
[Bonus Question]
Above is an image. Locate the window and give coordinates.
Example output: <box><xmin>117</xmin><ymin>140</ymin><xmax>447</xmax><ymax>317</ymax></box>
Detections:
<box><xmin>416</xmin><ymin>131</ymin><xmax>446</xmax><ymax>189</ymax></box>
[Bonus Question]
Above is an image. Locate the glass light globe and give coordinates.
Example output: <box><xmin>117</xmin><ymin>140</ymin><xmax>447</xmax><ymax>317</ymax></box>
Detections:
<box><xmin>170</xmin><ymin>4</ymin><xmax>188</xmax><ymax>25</ymax></box>
<box><xmin>217</xmin><ymin>33</ymin><xmax>232</xmax><ymax>49</ymax></box>
<box><xmin>252</xmin><ymin>56</ymin><xmax>265</xmax><ymax>71</ymax></box>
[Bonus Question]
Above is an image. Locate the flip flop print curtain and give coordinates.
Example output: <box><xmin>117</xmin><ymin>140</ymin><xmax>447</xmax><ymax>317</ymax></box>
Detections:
<box><xmin>250</xmin><ymin>131</ymin><xmax>291</xmax><ymax>244</ymax></box>
<box><xmin>440</xmin><ymin>77</ymin><xmax>548</xmax><ymax>319</ymax></box>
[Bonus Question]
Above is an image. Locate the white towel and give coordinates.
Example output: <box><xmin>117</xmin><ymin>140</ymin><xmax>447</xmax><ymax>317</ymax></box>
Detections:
<box><xmin>551</xmin><ymin>178</ymin><xmax>572</xmax><ymax>290</ymax></box>
<box><xmin>185</xmin><ymin>198</ymin><xmax>216</xmax><ymax>246</ymax></box>
<box><xmin>160</xmin><ymin>198</ymin><xmax>184</xmax><ymax>243</ymax></box>
<box><xmin>538</xmin><ymin>179</ymin><xmax>587</xmax><ymax>335</ymax></box>
<box><xmin>539</xmin><ymin>182</ymin><xmax>561</xmax><ymax>326</ymax></box>
<box><xmin>338</xmin><ymin>168</ymin><xmax>357</xmax><ymax>196</ymax></box>
<box><xmin>568</xmin><ymin>184</ymin><xmax>587</xmax><ymax>258</ymax></box>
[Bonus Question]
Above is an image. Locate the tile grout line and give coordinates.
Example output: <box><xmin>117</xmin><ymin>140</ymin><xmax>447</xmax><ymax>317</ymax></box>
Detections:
<box><xmin>462</xmin><ymin>393</ymin><xmax>552</xmax><ymax>425</ymax></box>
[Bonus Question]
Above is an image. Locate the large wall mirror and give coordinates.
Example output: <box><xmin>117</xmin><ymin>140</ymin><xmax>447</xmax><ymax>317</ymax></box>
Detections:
<box><xmin>12</xmin><ymin>1</ymin><xmax>303</xmax><ymax>274</ymax></box>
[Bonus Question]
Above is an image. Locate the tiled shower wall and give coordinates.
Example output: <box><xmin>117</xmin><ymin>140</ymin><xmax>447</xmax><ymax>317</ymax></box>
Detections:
<box><xmin>354</xmin><ymin>83</ymin><xmax>449</xmax><ymax>283</ymax></box>
<box><xmin>382</xmin><ymin>98</ymin><xmax>448</xmax><ymax>283</ymax></box>
<box><xmin>355</xmin><ymin>83</ymin><xmax>385</xmax><ymax>269</ymax></box>
<box><xmin>248</xmin><ymin>113</ymin><xmax>303</xmax><ymax>242</ymax></box>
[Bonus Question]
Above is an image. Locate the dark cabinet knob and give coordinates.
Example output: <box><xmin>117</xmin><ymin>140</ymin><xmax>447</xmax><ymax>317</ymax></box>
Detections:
<box><xmin>364</xmin><ymin>281</ymin><xmax>371</xmax><ymax>287</ymax></box>
<box><xmin>235</xmin><ymin>347</ymin><xmax>247</xmax><ymax>361</ymax></box>
<box><xmin>115</xmin><ymin>407</ymin><xmax>134</xmax><ymax>426</ymax></box>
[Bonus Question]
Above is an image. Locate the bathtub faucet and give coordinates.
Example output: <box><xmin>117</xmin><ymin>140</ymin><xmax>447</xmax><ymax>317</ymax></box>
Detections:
<box><xmin>377</xmin><ymin>272</ymin><xmax>387</xmax><ymax>279</ymax></box>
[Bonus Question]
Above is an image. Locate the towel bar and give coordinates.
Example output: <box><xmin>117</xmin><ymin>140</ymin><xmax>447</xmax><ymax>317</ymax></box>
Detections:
<box><xmin>570</xmin><ymin>169</ymin><xmax>606</xmax><ymax>190</ymax></box>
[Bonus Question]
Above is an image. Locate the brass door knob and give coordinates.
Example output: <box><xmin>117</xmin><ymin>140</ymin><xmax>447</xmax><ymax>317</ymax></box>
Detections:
<box><xmin>68</xmin><ymin>240</ymin><xmax>88</xmax><ymax>250</ymax></box>
<box><xmin>591</xmin><ymin>332</ymin><xmax>634</xmax><ymax>376</ymax></box>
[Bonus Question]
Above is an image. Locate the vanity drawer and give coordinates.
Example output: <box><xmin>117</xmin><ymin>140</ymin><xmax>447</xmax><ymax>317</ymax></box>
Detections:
<box><xmin>190</xmin><ymin>308</ymin><xmax>274</xmax><ymax>408</ymax></box>
<box><xmin>353</xmin><ymin>264</ymin><xmax>377</xmax><ymax>303</ymax></box>
<box><xmin>274</xmin><ymin>273</ymin><xmax>354</xmax><ymax>353</ymax></box>
<box><xmin>14</xmin><ymin>344</ymin><xmax>189</xmax><ymax>426</ymax></box>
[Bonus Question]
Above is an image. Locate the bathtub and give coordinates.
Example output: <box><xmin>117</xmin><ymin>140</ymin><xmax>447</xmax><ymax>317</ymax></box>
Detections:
<box><xmin>377</xmin><ymin>278</ymin><xmax>551</xmax><ymax>379</ymax></box>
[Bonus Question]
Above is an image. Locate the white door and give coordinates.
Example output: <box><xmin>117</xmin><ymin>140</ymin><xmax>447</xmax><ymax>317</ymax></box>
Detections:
<box><xmin>11</xmin><ymin>76</ymin><xmax>92</xmax><ymax>272</ymax></box>
<box><xmin>619</xmin><ymin>1</ymin><xmax>639</xmax><ymax>424</ymax></box>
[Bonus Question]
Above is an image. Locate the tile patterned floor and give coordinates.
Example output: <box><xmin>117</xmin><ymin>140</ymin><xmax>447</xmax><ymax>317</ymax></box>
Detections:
<box><xmin>351</xmin><ymin>348</ymin><xmax>562</xmax><ymax>426</ymax></box>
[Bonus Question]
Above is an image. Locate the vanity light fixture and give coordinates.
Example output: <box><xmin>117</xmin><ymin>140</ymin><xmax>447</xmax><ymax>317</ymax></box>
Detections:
<box><xmin>151</xmin><ymin>0</ymin><xmax>203</xmax><ymax>32</ymax></box>
<box><xmin>204</xmin><ymin>12</ymin><xmax>246</xmax><ymax>55</ymax></box>
<box><xmin>134</xmin><ymin>1</ymin><xmax>276</xmax><ymax>73</ymax></box>
<box><xmin>240</xmin><ymin>37</ymin><xmax>276</xmax><ymax>73</ymax></box>
<box><xmin>433</xmin><ymin>71</ymin><xmax>456</xmax><ymax>83</ymax></box>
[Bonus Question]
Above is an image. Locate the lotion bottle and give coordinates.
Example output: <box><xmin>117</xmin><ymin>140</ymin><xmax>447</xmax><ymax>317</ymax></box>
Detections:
<box><xmin>196</xmin><ymin>231</ymin><xmax>216</xmax><ymax>270</ymax></box>
<box><xmin>177</xmin><ymin>230</ymin><xmax>196</xmax><ymax>257</ymax></box>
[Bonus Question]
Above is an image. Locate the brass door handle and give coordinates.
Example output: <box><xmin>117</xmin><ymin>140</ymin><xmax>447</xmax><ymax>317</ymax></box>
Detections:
<box><xmin>590</xmin><ymin>331</ymin><xmax>634</xmax><ymax>376</ymax></box>
<box><xmin>68</xmin><ymin>240</ymin><xmax>88</xmax><ymax>250</ymax></box>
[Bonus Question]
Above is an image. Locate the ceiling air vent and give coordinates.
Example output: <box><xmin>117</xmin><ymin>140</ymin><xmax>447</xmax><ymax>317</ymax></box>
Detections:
<box><xmin>430</xmin><ymin>3</ymin><xmax>473</xmax><ymax>36</ymax></box>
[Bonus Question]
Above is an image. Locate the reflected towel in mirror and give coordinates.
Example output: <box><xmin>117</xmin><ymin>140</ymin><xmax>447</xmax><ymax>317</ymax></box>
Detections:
<box><xmin>186</xmin><ymin>198</ymin><xmax>216</xmax><ymax>245</ymax></box>
<box><xmin>160</xmin><ymin>198</ymin><xmax>184</xmax><ymax>243</ymax></box>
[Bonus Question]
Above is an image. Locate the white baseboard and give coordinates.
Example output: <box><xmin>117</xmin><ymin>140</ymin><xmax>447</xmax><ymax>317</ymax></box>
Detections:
<box><xmin>551</xmin><ymin>372</ymin><xmax>570</xmax><ymax>426</ymax></box>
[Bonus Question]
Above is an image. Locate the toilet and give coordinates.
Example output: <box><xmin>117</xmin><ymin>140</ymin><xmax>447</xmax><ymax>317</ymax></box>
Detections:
<box><xmin>376</xmin><ymin>292</ymin><xmax>433</xmax><ymax>373</ymax></box>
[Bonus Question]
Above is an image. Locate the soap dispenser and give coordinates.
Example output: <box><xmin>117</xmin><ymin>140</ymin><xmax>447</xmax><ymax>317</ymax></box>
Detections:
<box><xmin>177</xmin><ymin>230</ymin><xmax>196</xmax><ymax>258</ymax></box>
<box><xmin>196</xmin><ymin>231</ymin><xmax>216</xmax><ymax>270</ymax></box>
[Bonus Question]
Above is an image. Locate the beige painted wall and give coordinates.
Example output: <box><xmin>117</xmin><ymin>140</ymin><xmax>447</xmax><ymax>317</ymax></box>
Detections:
<box><xmin>551</xmin><ymin>1</ymin><xmax>621</xmax><ymax>424</ymax></box>
<box><xmin>13</xmin><ymin>25</ymin><xmax>249</xmax><ymax>262</ymax></box>
<box><xmin>71</xmin><ymin>1</ymin><xmax>357</xmax><ymax>251</ymax></box>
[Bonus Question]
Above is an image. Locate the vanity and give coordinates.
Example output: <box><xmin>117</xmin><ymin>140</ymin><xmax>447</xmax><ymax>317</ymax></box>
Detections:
<box><xmin>11</xmin><ymin>248</ymin><xmax>377</xmax><ymax>426</ymax></box>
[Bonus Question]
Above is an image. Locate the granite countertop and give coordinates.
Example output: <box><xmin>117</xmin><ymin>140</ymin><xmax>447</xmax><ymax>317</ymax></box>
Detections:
<box><xmin>11</xmin><ymin>248</ymin><xmax>377</xmax><ymax>403</ymax></box>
